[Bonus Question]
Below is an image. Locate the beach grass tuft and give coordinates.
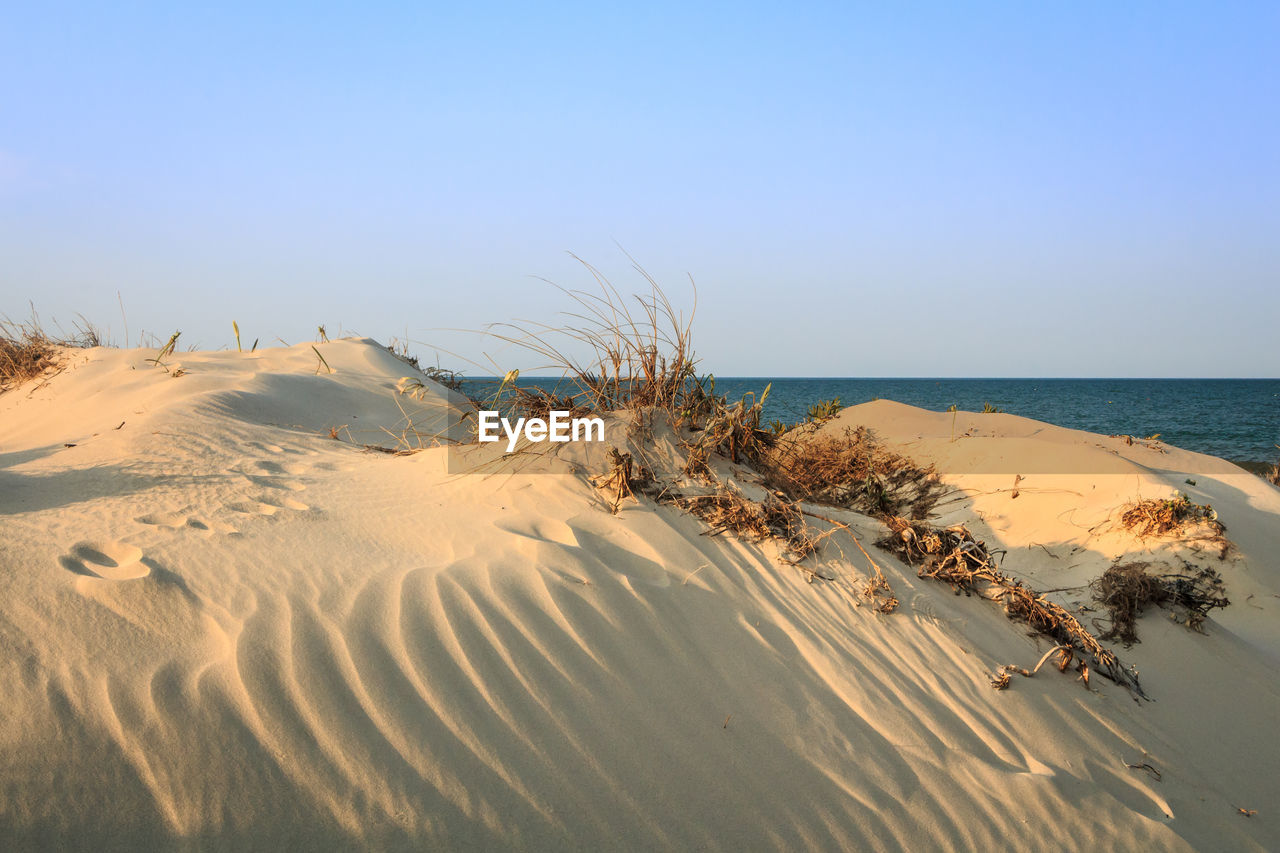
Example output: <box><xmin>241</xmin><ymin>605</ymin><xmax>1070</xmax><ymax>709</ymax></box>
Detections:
<box><xmin>0</xmin><ymin>313</ymin><xmax>100</xmax><ymax>392</ymax></box>
<box><xmin>806</xmin><ymin>398</ymin><xmax>842</xmax><ymax>422</ymax></box>
<box><xmin>482</xmin><ymin>255</ymin><xmax>701</xmax><ymax>415</ymax></box>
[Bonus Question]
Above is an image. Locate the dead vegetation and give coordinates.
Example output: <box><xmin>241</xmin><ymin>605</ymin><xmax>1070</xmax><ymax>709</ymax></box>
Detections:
<box><xmin>1119</xmin><ymin>493</ymin><xmax>1231</xmax><ymax>560</ymax></box>
<box><xmin>380</xmin><ymin>338</ymin><xmax>470</xmax><ymax>394</ymax></box>
<box><xmin>592</xmin><ymin>448</ymin><xmax>657</xmax><ymax>514</ymax></box>
<box><xmin>1120</xmin><ymin>493</ymin><xmax>1223</xmax><ymax>539</ymax></box>
<box><xmin>481</xmin><ymin>256</ymin><xmax>699</xmax><ymax>416</ymax></box>
<box><xmin>680</xmin><ymin>383</ymin><xmax>775</xmax><ymax>479</ymax></box>
<box><xmin>1</xmin><ymin>315</ymin><xmax>100</xmax><ymax>392</ymax></box>
<box><xmin>762</xmin><ymin>426</ymin><xmax>943</xmax><ymax>519</ymax></box>
<box><xmin>669</xmin><ymin>486</ymin><xmax>821</xmax><ymax>569</ymax></box>
<box><xmin>1091</xmin><ymin>561</ymin><xmax>1230</xmax><ymax>645</ymax></box>
<box><xmin>469</xmin><ymin>263</ymin><xmax>1220</xmax><ymax>700</ymax></box>
<box><xmin>876</xmin><ymin>516</ymin><xmax>1146</xmax><ymax>698</ymax></box>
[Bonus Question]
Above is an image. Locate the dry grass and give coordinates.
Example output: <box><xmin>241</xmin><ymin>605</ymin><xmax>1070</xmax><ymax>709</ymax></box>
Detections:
<box><xmin>474</xmin><ymin>260</ymin><xmax>777</xmax><ymax>471</ymax></box>
<box><xmin>877</xmin><ymin>516</ymin><xmax>1146</xmax><ymax>698</ymax></box>
<box><xmin>1</xmin><ymin>315</ymin><xmax>100</xmax><ymax>392</ymax></box>
<box><xmin>483</xmin><ymin>255</ymin><xmax>700</xmax><ymax>415</ymax></box>
<box><xmin>669</xmin><ymin>485</ymin><xmax>821</xmax><ymax>569</ymax></box>
<box><xmin>591</xmin><ymin>448</ymin><xmax>657</xmax><ymax>514</ymax></box>
<box><xmin>1120</xmin><ymin>493</ymin><xmax>1220</xmax><ymax>537</ymax></box>
<box><xmin>1119</xmin><ymin>493</ymin><xmax>1227</xmax><ymax>556</ymax></box>
<box><xmin>680</xmin><ymin>384</ymin><xmax>775</xmax><ymax>479</ymax></box>
<box><xmin>763</xmin><ymin>426</ymin><xmax>943</xmax><ymax>519</ymax></box>
<box><xmin>1092</xmin><ymin>561</ymin><xmax>1230</xmax><ymax>645</ymax></box>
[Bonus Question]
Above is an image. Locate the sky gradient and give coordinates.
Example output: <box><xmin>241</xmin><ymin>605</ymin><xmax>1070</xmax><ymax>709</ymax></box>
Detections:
<box><xmin>2</xmin><ymin>2</ymin><xmax>1277</xmax><ymax>376</ymax></box>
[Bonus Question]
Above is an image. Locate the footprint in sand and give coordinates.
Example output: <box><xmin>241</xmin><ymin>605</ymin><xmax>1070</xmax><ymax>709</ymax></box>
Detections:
<box><xmin>229</xmin><ymin>500</ymin><xmax>280</xmax><ymax>516</ymax></box>
<box><xmin>241</xmin><ymin>459</ymin><xmax>310</xmax><ymax>497</ymax></box>
<box><xmin>245</xmin><ymin>441</ymin><xmax>286</xmax><ymax>455</ymax></box>
<box><xmin>137</xmin><ymin>512</ymin><xmax>239</xmax><ymax>537</ymax></box>
<box><xmin>229</xmin><ymin>495</ymin><xmax>309</xmax><ymax>516</ymax></box>
<box><xmin>264</xmin><ymin>496</ymin><xmax>309</xmax><ymax>511</ymax></box>
<box><xmin>185</xmin><ymin>517</ymin><xmax>239</xmax><ymax>536</ymax></box>
<box><xmin>135</xmin><ymin>511</ymin><xmax>187</xmax><ymax>529</ymax></box>
<box><xmin>245</xmin><ymin>474</ymin><xmax>307</xmax><ymax>492</ymax></box>
<box><xmin>59</xmin><ymin>541</ymin><xmax>150</xmax><ymax>581</ymax></box>
<box><xmin>251</xmin><ymin>460</ymin><xmax>308</xmax><ymax>477</ymax></box>
<box><xmin>247</xmin><ymin>440</ymin><xmax>312</xmax><ymax>457</ymax></box>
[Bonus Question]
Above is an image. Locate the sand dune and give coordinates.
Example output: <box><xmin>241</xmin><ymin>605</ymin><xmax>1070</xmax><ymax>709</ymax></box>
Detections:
<box><xmin>2</xmin><ymin>340</ymin><xmax>1277</xmax><ymax>850</ymax></box>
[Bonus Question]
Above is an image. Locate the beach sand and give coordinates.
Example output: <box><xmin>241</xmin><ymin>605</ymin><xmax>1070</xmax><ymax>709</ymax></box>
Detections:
<box><xmin>2</xmin><ymin>339</ymin><xmax>1278</xmax><ymax>850</ymax></box>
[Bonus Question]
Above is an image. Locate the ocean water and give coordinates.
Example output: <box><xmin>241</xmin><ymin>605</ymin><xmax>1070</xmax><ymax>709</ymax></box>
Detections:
<box><xmin>462</xmin><ymin>377</ymin><xmax>1280</xmax><ymax>467</ymax></box>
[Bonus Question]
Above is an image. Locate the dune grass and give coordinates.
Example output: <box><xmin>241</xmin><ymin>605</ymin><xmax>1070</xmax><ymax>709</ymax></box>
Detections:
<box><xmin>0</xmin><ymin>314</ymin><xmax>100</xmax><ymax>392</ymax></box>
<box><xmin>481</xmin><ymin>255</ymin><xmax>702</xmax><ymax>416</ymax></box>
<box><xmin>806</xmin><ymin>398</ymin><xmax>842</xmax><ymax>422</ymax></box>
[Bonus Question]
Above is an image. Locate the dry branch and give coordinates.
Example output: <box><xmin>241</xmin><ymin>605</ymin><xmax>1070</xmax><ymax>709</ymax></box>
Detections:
<box><xmin>877</xmin><ymin>516</ymin><xmax>1147</xmax><ymax>699</ymax></box>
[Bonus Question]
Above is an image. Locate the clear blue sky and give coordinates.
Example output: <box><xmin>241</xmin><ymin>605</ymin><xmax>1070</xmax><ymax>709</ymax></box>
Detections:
<box><xmin>2</xmin><ymin>1</ymin><xmax>1277</xmax><ymax>376</ymax></box>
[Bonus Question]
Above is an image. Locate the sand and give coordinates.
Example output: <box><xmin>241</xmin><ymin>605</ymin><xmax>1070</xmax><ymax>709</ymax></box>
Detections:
<box><xmin>2</xmin><ymin>339</ymin><xmax>1278</xmax><ymax>850</ymax></box>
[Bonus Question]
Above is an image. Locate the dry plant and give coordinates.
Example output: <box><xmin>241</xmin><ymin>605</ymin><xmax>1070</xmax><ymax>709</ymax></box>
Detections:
<box><xmin>763</xmin><ymin>426</ymin><xmax>942</xmax><ymax>519</ymax></box>
<box><xmin>465</xmin><ymin>260</ymin><xmax>777</xmax><ymax>467</ymax></box>
<box><xmin>591</xmin><ymin>448</ymin><xmax>656</xmax><ymax>514</ymax></box>
<box><xmin>1</xmin><ymin>314</ymin><xmax>100</xmax><ymax>392</ymax></box>
<box><xmin>507</xmin><ymin>385</ymin><xmax>594</xmax><ymax>421</ymax></box>
<box><xmin>385</xmin><ymin>338</ymin><xmax>468</xmax><ymax>394</ymax></box>
<box><xmin>1119</xmin><ymin>494</ymin><xmax>1228</xmax><ymax>558</ymax></box>
<box><xmin>798</xmin><ymin>509</ymin><xmax>900</xmax><ymax>612</ymax></box>
<box><xmin>669</xmin><ymin>485</ymin><xmax>821</xmax><ymax>570</ymax></box>
<box><xmin>877</xmin><ymin>516</ymin><xmax>1146</xmax><ymax>698</ymax></box>
<box><xmin>482</xmin><ymin>255</ymin><xmax>701</xmax><ymax>415</ymax></box>
<box><xmin>145</xmin><ymin>331</ymin><xmax>183</xmax><ymax>374</ymax></box>
<box><xmin>1091</xmin><ymin>561</ymin><xmax>1230</xmax><ymax>645</ymax></box>
<box><xmin>1111</xmin><ymin>434</ymin><xmax>1166</xmax><ymax>452</ymax></box>
<box><xmin>680</xmin><ymin>383</ymin><xmax>775</xmax><ymax>479</ymax></box>
<box><xmin>1</xmin><ymin>322</ymin><xmax>64</xmax><ymax>390</ymax></box>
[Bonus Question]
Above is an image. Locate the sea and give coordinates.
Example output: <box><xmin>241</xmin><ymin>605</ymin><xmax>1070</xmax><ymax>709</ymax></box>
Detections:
<box><xmin>460</xmin><ymin>377</ymin><xmax>1280</xmax><ymax>469</ymax></box>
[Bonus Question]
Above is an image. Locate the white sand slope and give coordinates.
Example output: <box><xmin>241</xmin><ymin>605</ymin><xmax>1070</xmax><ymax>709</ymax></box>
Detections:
<box><xmin>2</xmin><ymin>343</ymin><xmax>1278</xmax><ymax>850</ymax></box>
